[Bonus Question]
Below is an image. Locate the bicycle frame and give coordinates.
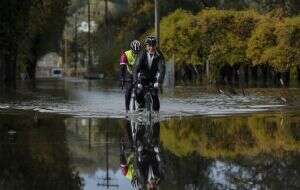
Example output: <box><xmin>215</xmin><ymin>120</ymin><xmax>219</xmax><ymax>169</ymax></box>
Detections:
<box><xmin>129</xmin><ymin>89</ymin><xmax>137</xmax><ymax>112</ymax></box>
<box><xmin>142</xmin><ymin>83</ymin><xmax>154</xmax><ymax>125</ymax></box>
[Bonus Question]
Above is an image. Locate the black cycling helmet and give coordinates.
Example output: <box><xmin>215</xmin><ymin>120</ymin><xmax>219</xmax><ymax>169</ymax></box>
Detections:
<box><xmin>145</xmin><ymin>36</ymin><xmax>157</xmax><ymax>47</ymax></box>
<box><xmin>130</xmin><ymin>40</ymin><xmax>142</xmax><ymax>54</ymax></box>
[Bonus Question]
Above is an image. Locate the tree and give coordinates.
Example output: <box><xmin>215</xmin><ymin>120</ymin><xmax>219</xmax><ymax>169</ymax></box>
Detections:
<box><xmin>247</xmin><ymin>16</ymin><xmax>300</xmax><ymax>72</ymax></box>
<box><xmin>269</xmin><ymin>16</ymin><xmax>300</xmax><ymax>71</ymax></box>
<box><xmin>0</xmin><ymin>0</ymin><xmax>31</xmax><ymax>85</ymax></box>
<box><xmin>160</xmin><ymin>9</ymin><xmax>261</xmax><ymax>75</ymax></box>
<box><xmin>24</xmin><ymin>0</ymin><xmax>70</xmax><ymax>80</ymax></box>
<box><xmin>160</xmin><ymin>10</ymin><xmax>201</xmax><ymax>68</ymax></box>
<box><xmin>250</xmin><ymin>0</ymin><xmax>300</xmax><ymax>16</ymax></box>
<box><xmin>246</xmin><ymin>18</ymin><xmax>277</xmax><ymax>67</ymax></box>
<box><xmin>0</xmin><ymin>0</ymin><xmax>70</xmax><ymax>85</ymax></box>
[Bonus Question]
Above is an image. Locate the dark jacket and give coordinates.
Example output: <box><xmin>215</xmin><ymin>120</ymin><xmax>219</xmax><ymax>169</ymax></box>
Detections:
<box><xmin>133</xmin><ymin>50</ymin><xmax>166</xmax><ymax>84</ymax></box>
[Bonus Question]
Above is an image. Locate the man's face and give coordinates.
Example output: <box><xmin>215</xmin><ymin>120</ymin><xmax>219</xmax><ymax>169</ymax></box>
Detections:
<box><xmin>147</xmin><ymin>45</ymin><xmax>156</xmax><ymax>54</ymax></box>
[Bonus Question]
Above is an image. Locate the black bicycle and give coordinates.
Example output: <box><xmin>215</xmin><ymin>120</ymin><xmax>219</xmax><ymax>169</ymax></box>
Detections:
<box><xmin>130</xmin><ymin>87</ymin><xmax>137</xmax><ymax>112</ymax></box>
<box><xmin>141</xmin><ymin>83</ymin><xmax>155</xmax><ymax>125</ymax></box>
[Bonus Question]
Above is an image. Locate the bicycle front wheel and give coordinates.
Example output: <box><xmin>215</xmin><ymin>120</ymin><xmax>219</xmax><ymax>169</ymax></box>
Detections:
<box><xmin>145</xmin><ymin>93</ymin><xmax>152</xmax><ymax>124</ymax></box>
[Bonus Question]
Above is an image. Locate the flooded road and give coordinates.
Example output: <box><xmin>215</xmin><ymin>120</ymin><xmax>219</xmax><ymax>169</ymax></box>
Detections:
<box><xmin>0</xmin><ymin>79</ymin><xmax>300</xmax><ymax>189</ymax></box>
<box><xmin>0</xmin><ymin>79</ymin><xmax>299</xmax><ymax>118</ymax></box>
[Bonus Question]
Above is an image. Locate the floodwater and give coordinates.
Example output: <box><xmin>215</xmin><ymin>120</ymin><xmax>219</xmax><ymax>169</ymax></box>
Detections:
<box><xmin>0</xmin><ymin>79</ymin><xmax>300</xmax><ymax>190</ymax></box>
<box><xmin>0</xmin><ymin>79</ymin><xmax>299</xmax><ymax>118</ymax></box>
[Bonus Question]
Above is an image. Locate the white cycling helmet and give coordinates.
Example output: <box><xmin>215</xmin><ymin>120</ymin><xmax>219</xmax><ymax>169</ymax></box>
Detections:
<box><xmin>130</xmin><ymin>40</ymin><xmax>142</xmax><ymax>54</ymax></box>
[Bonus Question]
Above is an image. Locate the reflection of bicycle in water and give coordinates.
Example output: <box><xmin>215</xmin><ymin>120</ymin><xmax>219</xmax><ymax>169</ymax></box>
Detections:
<box><xmin>120</xmin><ymin>119</ymin><xmax>163</xmax><ymax>190</ymax></box>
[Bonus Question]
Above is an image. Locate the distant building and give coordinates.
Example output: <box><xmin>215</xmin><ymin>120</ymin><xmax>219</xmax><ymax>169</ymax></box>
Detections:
<box><xmin>78</xmin><ymin>21</ymin><xmax>97</xmax><ymax>33</ymax></box>
<box><xmin>36</xmin><ymin>53</ymin><xmax>63</xmax><ymax>78</ymax></box>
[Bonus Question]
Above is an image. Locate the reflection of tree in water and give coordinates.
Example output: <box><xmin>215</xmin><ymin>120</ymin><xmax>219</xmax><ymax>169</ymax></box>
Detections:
<box><xmin>158</xmin><ymin>150</ymin><xmax>300</xmax><ymax>190</ymax></box>
<box><xmin>159</xmin><ymin>113</ymin><xmax>300</xmax><ymax>190</ymax></box>
<box><xmin>161</xmin><ymin>113</ymin><xmax>300</xmax><ymax>158</ymax></box>
<box><xmin>221</xmin><ymin>152</ymin><xmax>300</xmax><ymax>190</ymax></box>
<box><xmin>65</xmin><ymin>118</ymin><xmax>124</xmax><ymax>173</ymax></box>
<box><xmin>0</xmin><ymin>114</ymin><xmax>83</xmax><ymax>190</ymax></box>
<box><xmin>160</xmin><ymin>151</ymin><xmax>216</xmax><ymax>190</ymax></box>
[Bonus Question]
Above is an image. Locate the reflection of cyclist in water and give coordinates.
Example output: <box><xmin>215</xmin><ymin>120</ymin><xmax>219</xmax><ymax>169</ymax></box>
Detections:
<box><xmin>120</xmin><ymin>148</ymin><xmax>140</xmax><ymax>189</ymax></box>
<box><xmin>120</xmin><ymin>120</ymin><xmax>162</xmax><ymax>190</ymax></box>
<box><xmin>120</xmin><ymin>121</ymin><xmax>136</xmax><ymax>184</ymax></box>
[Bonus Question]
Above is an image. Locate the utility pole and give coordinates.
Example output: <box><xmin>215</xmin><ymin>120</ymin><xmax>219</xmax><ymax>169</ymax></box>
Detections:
<box><xmin>104</xmin><ymin>0</ymin><xmax>108</xmax><ymax>27</ymax></box>
<box><xmin>87</xmin><ymin>0</ymin><xmax>92</xmax><ymax>77</ymax></box>
<box><xmin>74</xmin><ymin>13</ymin><xmax>79</xmax><ymax>77</ymax></box>
<box><xmin>64</xmin><ymin>39</ymin><xmax>68</xmax><ymax>69</ymax></box>
<box><xmin>105</xmin><ymin>0</ymin><xmax>109</xmax><ymax>48</ymax></box>
<box><xmin>88</xmin><ymin>118</ymin><xmax>92</xmax><ymax>151</ymax></box>
<box><xmin>97</xmin><ymin>124</ymin><xmax>119</xmax><ymax>189</ymax></box>
<box><xmin>155</xmin><ymin>0</ymin><xmax>160</xmax><ymax>46</ymax></box>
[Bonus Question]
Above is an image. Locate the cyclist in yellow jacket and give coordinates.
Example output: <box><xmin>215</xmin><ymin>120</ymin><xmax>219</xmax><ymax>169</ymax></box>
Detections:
<box><xmin>120</xmin><ymin>40</ymin><xmax>142</xmax><ymax>114</ymax></box>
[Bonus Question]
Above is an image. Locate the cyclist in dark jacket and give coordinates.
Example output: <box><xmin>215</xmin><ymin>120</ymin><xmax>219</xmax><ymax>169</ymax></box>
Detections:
<box><xmin>133</xmin><ymin>36</ymin><xmax>166</xmax><ymax>111</ymax></box>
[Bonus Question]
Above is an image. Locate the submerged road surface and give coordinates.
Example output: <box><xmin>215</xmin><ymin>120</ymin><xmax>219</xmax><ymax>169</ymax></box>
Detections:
<box><xmin>0</xmin><ymin>79</ymin><xmax>299</xmax><ymax>118</ymax></box>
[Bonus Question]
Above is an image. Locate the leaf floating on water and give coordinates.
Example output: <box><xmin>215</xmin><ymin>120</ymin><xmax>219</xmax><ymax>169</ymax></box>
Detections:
<box><xmin>8</xmin><ymin>130</ymin><xmax>16</xmax><ymax>135</ymax></box>
<box><xmin>218</xmin><ymin>89</ymin><xmax>224</xmax><ymax>94</ymax></box>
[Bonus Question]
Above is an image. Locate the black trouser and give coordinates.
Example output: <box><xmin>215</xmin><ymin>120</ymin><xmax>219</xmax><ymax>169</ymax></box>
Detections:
<box><xmin>136</xmin><ymin>87</ymin><xmax>160</xmax><ymax>111</ymax></box>
<box><xmin>120</xmin><ymin>151</ymin><xmax>127</xmax><ymax>165</ymax></box>
<box><xmin>125</xmin><ymin>81</ymin><xmax>134</xmax><ymax>111</ymax></box>
<box><xmin>137</xmin><ymin>151</ymin><xmax>161</xmax><ymax>183</ymax></box>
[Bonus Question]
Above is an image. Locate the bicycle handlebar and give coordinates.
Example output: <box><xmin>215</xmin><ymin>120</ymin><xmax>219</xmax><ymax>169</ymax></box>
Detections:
<box><xmin>120</xmin><ymin>79</ymin><xmax>163</xmax><ymax>94</ymax></box>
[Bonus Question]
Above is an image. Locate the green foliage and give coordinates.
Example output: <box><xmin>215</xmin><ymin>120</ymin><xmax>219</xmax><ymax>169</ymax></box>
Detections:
<box><xmin>93</xmin><ymin>0</ymin><xmax>299</xmax><ymax>78</ymax></box>
<box><xmin>2</xmin><ymin>0</ymin><xmax>300</xmax><ymax>82</ymax></box>
<box><xmin>273</xmin><ymin>16</ymin><xmax>300</xmax><ymax>70</ymax></box>
<box><xmin>160</xmin><ymin>9</ymin><xmax>261</xmax><ymax>68</ymax></box>
<box><xmin>208</xmin><ymin>32</ymin><xmax>247</xmax><ymax>66</ymax></box>
<box><xmin>247</xmin><ymin>16</ymin><xmax>300</xmax><ymax>71</ymax></box>
<box><xmin>160</xmin><ymin>8</ymin><xmax>300</xmax><ymax>74</ymax></box>
<box><xmin>246</xmin><ymin>18</ymin><xmax>277</xmax><ymax>66</ymax></box>
<box><xmin>160</xmin><ymin>9</ymin><xmax>200</xmax><ymax>68</ymax></box>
